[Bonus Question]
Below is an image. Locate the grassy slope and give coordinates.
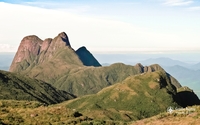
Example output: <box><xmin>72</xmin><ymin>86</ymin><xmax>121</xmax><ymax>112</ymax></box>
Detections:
<box><xmin>0</xmin><ymin>101</ymin><xmax>199</xmax><ymax>125</ymax></box>
<box><xmin>65</xmin><ymin>71</ymin><xmax>180</xmax><ymax>122</ymax></box>
<box><xmin>0</xmin><ymin>100</ymin><xmax>127</xmax><ymax>125</ymax></box>
<box><xmin>0</xmin><ymin>71</ymin><xmax>199</xmax><ymax>124</ymax></box>
<box><xmin>0</xmin><ymin>70</ymin><xmax>75</xmax><ymax>104</ymax></box>
<box><xmin>132</xmin><ymin>106</ymin><xmax>200</xmax><ymax>125</ymax></box>
<box><xmin>24</xmin><ymin>62</ymin><xmax>181</xmax><ymax>97</ymax></box>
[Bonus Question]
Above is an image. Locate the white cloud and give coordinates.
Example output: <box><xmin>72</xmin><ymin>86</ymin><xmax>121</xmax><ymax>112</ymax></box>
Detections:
<box><xmin>163</xmin><ymin>0</ymin><xmax>193</xmax><ymax>6</ymax></box>
<box><xmin>0</xmin><ymin>44</ymin><xmax>17</xmax><ymax>52</ymax></box>
<box><xmin>188</xmin><ymin>6</ymin><xmax>200</xmax><ymax>11</ymax></box>
<box><xmin>16</xmin><ymin>1</ymin><xmax>91</xmax><ymax>14</ymax></box>
<box><xmin>0</xmin><ymin>2</ymin><xmax>200</xmax><ymax>53</ymax></box>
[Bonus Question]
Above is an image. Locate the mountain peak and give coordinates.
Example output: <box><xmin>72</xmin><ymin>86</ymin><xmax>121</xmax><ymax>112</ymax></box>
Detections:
<box><xmin>77</xmin><ymin>46</ymin><xmax>87</xmax><ymax>51</ymax></box>
<box><xmin>76</xmin><ymin>46</ymin><xmax>101</xmax><ymax>67</ymax></box>
<box><xmin>58</xmin><ymin>32</ymin><xmax>67</xmax><ymax>38</ymax></box>
<box><xmin>10</xmin><ymin>32</ymin><xmax>101</xmax><ymax>72</ymax></box>
<box><xmin>57</xmin><ymin>32</ymin><xmax>71</xmax><ymax>47</ymax></box>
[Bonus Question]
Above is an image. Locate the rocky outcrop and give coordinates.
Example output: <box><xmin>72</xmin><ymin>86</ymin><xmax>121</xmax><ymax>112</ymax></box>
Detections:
<box><xmin>135</xmin><ymin>63</ymin><xmax>181</xmax><ymax>88</ymax></box>
<box><xmin>9</xmin><ymin>35</ymin><xmax>43</xmax><ymax>72</ymax></box>
<box><xmin>9</xmin><ymin>32</ymin><xmax>101</xmax><ymax>73</ymax></box>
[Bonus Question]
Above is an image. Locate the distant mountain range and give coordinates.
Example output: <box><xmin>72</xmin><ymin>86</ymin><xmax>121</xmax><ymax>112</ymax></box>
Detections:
<box><xmin>139</xmin><ymin>57</ymin><xmax>190</xmax><ymax>67</ymax></box>
<box><xmin>138</xmin><ymin>57</ymin><xmax>200</xmax><ymax>70</ymax></box>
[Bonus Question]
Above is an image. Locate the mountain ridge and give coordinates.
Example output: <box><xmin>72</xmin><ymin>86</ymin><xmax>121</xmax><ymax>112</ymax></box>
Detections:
<box><xmin>8</xmin><ymin>32</ymin><xmax>200</xmax><ymax>104</ymax></box>
<box><xmin>9</xmin><ymin>32</ymin><xmax>185</xmax><ymax>97</ymax></box>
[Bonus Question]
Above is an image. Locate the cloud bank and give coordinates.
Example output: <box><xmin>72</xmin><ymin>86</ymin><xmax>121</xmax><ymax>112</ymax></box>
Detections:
<box><xmin>163</xmin><ymin>0</ymin><xmax>193</xmax><ymax>6</ymax></box>
<box><xmin>0</xmin><ymin>1</ymin><xmax>200</xmax><ymax>53</ymax></box>
<box><xmin>0</xmin><ymin>44</ymin><xmax>17</xmax><ymax>52</ymax></box>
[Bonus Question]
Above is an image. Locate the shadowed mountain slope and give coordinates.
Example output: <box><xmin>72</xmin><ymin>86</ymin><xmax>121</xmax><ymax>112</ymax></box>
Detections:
<box><xmin>76</xmin><ymin>46</ymin><xmax>101</xmax><ymax>67</ymax></box>
<box><xmin>0</xmin><ymin>70</ymin><xmax>75</xmax><ymax>104</ymax></box>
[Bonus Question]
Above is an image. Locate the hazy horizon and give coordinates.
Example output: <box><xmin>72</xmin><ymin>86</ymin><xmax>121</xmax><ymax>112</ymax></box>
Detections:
<box><xmin>1</xmin><ymin>51</ymin><xmax>200</xmax><ymax>64</ymax></box>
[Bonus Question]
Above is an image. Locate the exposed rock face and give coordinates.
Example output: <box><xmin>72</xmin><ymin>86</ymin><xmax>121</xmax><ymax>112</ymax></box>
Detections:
<box><xmin>135</xmin><ymin>63</ymin><xmax>166</xmax><ymax>73</ymax></box>
<box><xmin>12</xmin><ymin>35</ymin><xmax>42</xmax><ymax>62</ymax></box>
<box><xmin>9</xmin><ymin>32</ymin><xmax>101</xmax><ymax>72</ymax></box>
<box><xmin>134</xmin><ymin>63</ymin><xmax>181</xmax><ymax>88</ymax></box>
<box><xmin>40</xmin><ymin>38</ymin><xmax>52</xmax><ymax>52</ymax></box>
<box><xmin>57</xmin><ymin>32</ymin><xmax>71</xmax><ymax>47</ymax></box>
<box><xmin>9</xmin><ymin>35</ymin><xmax>43</xmax><ymax>72</ymax></box>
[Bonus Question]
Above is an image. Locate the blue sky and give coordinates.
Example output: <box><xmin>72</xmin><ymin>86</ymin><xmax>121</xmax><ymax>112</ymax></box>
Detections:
<box><xmin>0</xmin><ymin>0</ymin><xmax>200</xmax><ymax>53</ymax></box>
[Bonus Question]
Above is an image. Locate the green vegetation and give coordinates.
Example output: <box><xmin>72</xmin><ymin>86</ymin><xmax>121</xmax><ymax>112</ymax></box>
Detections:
<box><xmin>0</xmin><ymin>70</ymin><xmax>199</xmax><ymax>124</ymax></box>
<box><xmin>0</xmin><ymin>70</ymin><xmax>75</xmax><ymax>104</ymax></box>
<box><xmin>0</xmin><ymin>100</ymin><xmax>129</xmax><ymax>124</ymax></box>
<box><xmin>65</xmin><ymin>71</ymin><xmax>180</xmax><ymax>122</ymax></box>
<box><xmin>0</xmin><ymin>100</ymin><xmax>199</xmax><ymax>124</ymax></box>
<box><xmin>1</xmin><ymin>71</ymin><xmax>196</xmax><ymax>124</ymax></box>
<box><xmin>17</xmin><ymin>62</ymin><xmax>181</xmax><ymax>97</ymax></box>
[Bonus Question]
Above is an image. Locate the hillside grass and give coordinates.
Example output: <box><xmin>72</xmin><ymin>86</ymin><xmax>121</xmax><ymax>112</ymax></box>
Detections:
<box><xmin>0</xmin><ymin>100</ymin><xmax>129</xmax><ymax>125</ymax></box>
<box><xmin>132</xmin><ymin>105</ymin><xmax>200</xmax><ymax>125</ymax></box>
<box><xmin>0</xmin><ymin>70</ymin><xmax>199</xmax><ymax>124</ymax></box>
<box><xmin>0</xmin><ymin>100</ymin><xmax>199</xmax><ymax>125</ymax></box>
<box><xmin>0</xmin><ymin>70</ymin><xmax>75</xmax><ymax>104</ymax></box>
<box><xmin>65</xmin><ymin>71</ymin><xmax>179</xmax><ymax>122</ymax></box>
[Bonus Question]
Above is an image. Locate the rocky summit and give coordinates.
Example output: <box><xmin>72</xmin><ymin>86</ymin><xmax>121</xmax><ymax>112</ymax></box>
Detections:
<box><xmin>9</xmin><ymin>32</ymin><xmax>101</xmax><ymax>73</ymax></box>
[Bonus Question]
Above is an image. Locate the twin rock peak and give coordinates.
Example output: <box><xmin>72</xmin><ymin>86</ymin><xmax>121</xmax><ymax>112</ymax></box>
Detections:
<box><xmin>9</xmin><ymin>32</ymin><xmax>101</xmax><ymax>72</ymax></box>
